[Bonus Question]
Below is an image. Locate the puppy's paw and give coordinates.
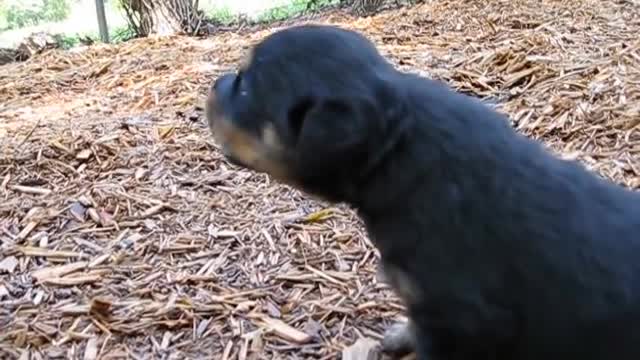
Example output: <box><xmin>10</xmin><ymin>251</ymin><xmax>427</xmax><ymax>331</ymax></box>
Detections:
<box><xmin>381</xmin><ymin>321</ymin><xmax>415</xmax><ymax>356</ymax></box>
<box><xmin>376</xmin><ymin>263</ymin><xmax>389</xmax><ymax>283</ymax></box>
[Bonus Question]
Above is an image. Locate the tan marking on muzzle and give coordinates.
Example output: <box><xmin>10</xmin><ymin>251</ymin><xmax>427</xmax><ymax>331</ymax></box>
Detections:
<box><xmin>204</xmin><ymin>83</ymin><xmax>293</xmax><ymax>182</ymax></box>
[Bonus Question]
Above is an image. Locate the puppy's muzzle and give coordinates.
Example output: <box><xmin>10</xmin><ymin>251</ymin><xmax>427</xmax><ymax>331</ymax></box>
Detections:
<box><xmin>221</xmin><ymin>147</ymin><xmax>246</xmax><ymax>167</ymax></box>
<box><xmin>207</xmin><ymin>73</ymin><xmax>236</xmax><ymax>126</ymax></box>
<box><xmin>210</xmin><ymin>74</ymin><xmax>248</xmax><ymax>168</ymax></box>
<box><xmin>213</xmin><ymin>73</ymin><xmax>236</xmax><ymax>97</ymax></box>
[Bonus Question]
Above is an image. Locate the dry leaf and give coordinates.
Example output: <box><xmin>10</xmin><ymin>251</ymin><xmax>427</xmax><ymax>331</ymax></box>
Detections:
<box><xmin>303</xmin><ymin>208</ymin><xmax>334</xmax><ymax>223</ymax></box>
<box><xmin>90</xmin><ymin>297</ymin><xmax>112</xmax><ymax>317</ymax></box>
<box><xmin>157</xmin><ymin>126</ymin><xmax>175</xmax><ymax>139</ymax></box>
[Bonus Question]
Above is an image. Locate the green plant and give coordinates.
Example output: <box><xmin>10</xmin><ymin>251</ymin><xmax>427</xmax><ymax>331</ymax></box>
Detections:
<box><xmin>110</xmin><ymin>0</ymin><xmax>125</xmax><ymax>12</ymax></box>
<box><xmin>256</xmin><ymin>0</ymin><xmax>338</xmax><ymax>23</ymax></box>
<box><xmin>40</xmin><ymin>0</ymin><xmax>70</xmax><ymax>22</ymax></box>
<box><xmin>0</xmin><ymin>0</ymin><xmax>71</xmax><ymax>30</ymax></box>
<box><xmin>256</xmin><ymin>2</ymin><xmax>300</xmax><ymax>22</ymax></box>
<box><xmin>52</xmin><ymin>25</ymin><xmax>132</xmax><ymax>50</ymax></box>
<box><xmin>110</xmin><ymin>25</ymin><xmax>135</xmax><ymax>43</ymax></box>
<box><xmin>52</xmin><ymin>33</ymin><xmax>79</xmax><ymax>49</ymax></box>
<box><xmin>303</xmin><ymin>0</ymin><xmax>339</xmax><ymax>11</ymax></box>
<box><xmin>207</xmin><ymin>6</ymin><xmax>236</xmax><ymax>25</ymax></box>
<box><xmin>4</xmin><ymin>2</ymin><xmax>41</xmax><ymax>29</ymax></box>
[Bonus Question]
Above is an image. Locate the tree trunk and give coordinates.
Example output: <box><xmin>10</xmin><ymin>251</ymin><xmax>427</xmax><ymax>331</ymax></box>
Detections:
<box><xmin>119</xmin><ymin>0</ymin><xmax>204</xmax><ymax>37</ymax></box>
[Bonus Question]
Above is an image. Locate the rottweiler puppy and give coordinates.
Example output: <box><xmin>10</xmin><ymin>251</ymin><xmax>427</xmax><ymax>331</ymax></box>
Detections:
<box><xmin>205</xmin><ymin>24</ymin><xmax>640</xmax><ymax>360</ymax></box>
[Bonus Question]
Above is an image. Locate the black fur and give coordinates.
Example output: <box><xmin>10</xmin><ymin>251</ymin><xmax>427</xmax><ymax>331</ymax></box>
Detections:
<box><xmin>206</xmin><ymin>24</ymin><xmax>640</xmax><ymax>360</ymax></box>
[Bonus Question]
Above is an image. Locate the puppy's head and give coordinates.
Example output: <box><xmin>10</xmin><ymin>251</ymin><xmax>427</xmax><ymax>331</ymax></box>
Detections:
<box><xmin>206</xmin><ymin>25</ymin><xmax>404</xmax><ymax>203</ymax></box>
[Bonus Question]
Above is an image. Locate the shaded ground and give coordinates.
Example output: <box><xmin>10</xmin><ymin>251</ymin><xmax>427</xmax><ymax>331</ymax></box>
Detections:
<box><xmin>1</xmin><ymin>0</ymin><xmax>639</xmax><ymax>358</ymax></box>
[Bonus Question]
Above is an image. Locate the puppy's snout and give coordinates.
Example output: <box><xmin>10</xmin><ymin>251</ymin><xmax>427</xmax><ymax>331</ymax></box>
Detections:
<box><xmin>214</xmin><ymin>73</ymin><xmax>236</xmax><ymax>96</ymax></box>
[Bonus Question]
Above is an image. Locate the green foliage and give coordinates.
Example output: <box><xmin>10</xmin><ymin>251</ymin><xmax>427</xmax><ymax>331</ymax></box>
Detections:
<box><xmin>52</xmin><ymin>32</ymin><xmax>80</xmax><ymax>49</ymax></box>
<box><xmin>0</xmin><ymin>0</ymin><xmax>71</xmax><ymax>30</ymax></box>
<box><xmin>256</xmin><ymin>0</ymin><xmax>338</xmax><ymax>23</ymax></box>
<box><xmin>110</xmin><ymin>25</ymin><xmax>136</xmax><ymax>43</ymax></box>
<box><xmin>301</xmin><ymin>0</ymin><xmax>341</xmax><ymax>12</ymax></box>
<box><xmin>0</xmin><ymin>2</ymin><xmax>8</xmax><ymax>30</ymax></box>
<box><xmin>207</xmin><ymin>6</ymin><xmax>236</xmax><ymax>25</ymax></box>
<box><xmin>204</xmin><ymin>0</ymin><xmax>340</xmax><ymax>26</ymax></box>
<box><xmin>110</xmin><ymin>0</ymin><xmax>125</xmax><ymax>12</ymax></box>
<box><xmin>52</xmin><ymin>25</ymin><xmax>134</xmax><ymax>50</ymax></box>
<box><xmin>40</xmin><ymin>0</ymin><xmax>70</xmax><ymax>22</ymax></box>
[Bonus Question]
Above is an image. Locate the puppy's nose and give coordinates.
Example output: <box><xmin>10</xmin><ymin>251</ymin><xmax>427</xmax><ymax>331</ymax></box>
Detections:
<box><xmin>214</xmin><ymin>73</ymin><xmax>236</xmax><ymax>95</ymax></box>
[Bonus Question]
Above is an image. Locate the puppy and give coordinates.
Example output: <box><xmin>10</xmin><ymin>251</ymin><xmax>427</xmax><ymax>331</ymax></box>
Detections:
<box><xmin>206</xmin><ymin>24</ymin><xmax>640</xmax><ymax>360</ymax></box>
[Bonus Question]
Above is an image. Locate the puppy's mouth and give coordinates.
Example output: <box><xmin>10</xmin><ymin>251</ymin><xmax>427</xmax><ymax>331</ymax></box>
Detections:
<box><xmin>225</xmin><ymin>156</ymin><xmax>246</xmax><ymax>167</ymax></box>
<box><xmin>221</xmin><ymin>147</ymin><xmax>247</xmax><ymax>167</ymax></box>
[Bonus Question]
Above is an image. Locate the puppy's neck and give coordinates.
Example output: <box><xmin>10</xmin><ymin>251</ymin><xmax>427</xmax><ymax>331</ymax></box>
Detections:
<box><xmin>348</xmin><ymin>96</ymin><xmax>416</xmax><ymax>214</ymax></box>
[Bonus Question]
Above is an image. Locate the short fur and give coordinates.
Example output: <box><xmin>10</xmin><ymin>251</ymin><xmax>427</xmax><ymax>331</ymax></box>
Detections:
<box><xmin>205</xmin><ymin>24</ymin><xmax>640</xmax><ymax>360</ymax></box>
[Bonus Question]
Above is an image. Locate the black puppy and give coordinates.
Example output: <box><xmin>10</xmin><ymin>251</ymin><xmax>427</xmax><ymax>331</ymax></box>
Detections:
<box><xmin>206</xmin><ymin>24</ymin><xmax>640</xmax><ymax>360</ymax></box>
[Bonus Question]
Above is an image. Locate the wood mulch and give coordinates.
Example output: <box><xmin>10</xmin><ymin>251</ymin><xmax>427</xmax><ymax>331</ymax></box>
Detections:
<box><xmin>1</xmin><ymin>0</ymin><xmax>639</xmax><ymax>358</ymax></box>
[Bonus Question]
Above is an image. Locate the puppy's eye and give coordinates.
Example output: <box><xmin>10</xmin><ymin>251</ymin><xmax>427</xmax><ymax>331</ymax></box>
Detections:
<box><xmin>232</xmin><ymin>72</ymin><xmax>242</xmax><ymax>92</ymax></box>
<box><xmin>287</xmin><ymin>97</ymin><xmax>313</xmax><ymax>136</ymax></box>
<box><xmin>233</xmin><ymin>71</ymin><xmax>249</xmax><ymax>96</ymax></box>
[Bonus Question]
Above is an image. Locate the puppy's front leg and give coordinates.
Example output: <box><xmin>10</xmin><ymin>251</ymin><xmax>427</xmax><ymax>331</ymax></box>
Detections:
<box><xmin>377</xmin><ymin>262</ymin><xmax>444</xmax><ymax>360</ymax></box>
<box><xmin>383</xmin><ymin>320</ymin><xmax>438</xmax><ymax>360</ymax></box>
<box><xmin>377</xmin><ymin>262</ymin><xmax>420</xmax><ymax>357</ymax></box>
<box><xmin>381</xmin><ymin>319</ymin><xmax>416</xmax><ymax>356</ymax></box>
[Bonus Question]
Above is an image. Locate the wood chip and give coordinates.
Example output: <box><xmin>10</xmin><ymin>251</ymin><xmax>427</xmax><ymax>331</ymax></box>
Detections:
<box><xmin>1</xmin><ymin>1</ymin><xmax>638</xmax><ymax>358</ymax></box>
<box><xmin>254</xmin><ymin>315</ymin><xmax>312</xmax><ymax>344</ymax></box>
<box><xmin>18</xmin><ymin>246</ymin><xmax>86</xmax><ymax>258</ymax></box>
<box><xmin>76</xmin><ymin>149</ymin><xmax>93</xmax><ymax>160</ymax></box>
<box><xmin>42</xmin><ymin>275</ymin><xmax>101</xmax><ymax>286</ymax></box>
<box><xmin>0</xmin><ymin>285</ymin><xmax>9</xmax><ymax>298</ymax></box>
<box><xmin>9</xmin><ymin>185</ymin><xmax>52</xmax><ymax>195</ymax></box>
<box><xmin>83</xmin><ymin>337</ymin><xmax>99</xmax><ymax>360</ymax></box>
<box><xmin>70</xmin><ymin>202</ymin><xmax>88</xmax><ymax>222</ymax></box>
<box><xmin>31</xmin><ymin>261</ymin><xmax>89</xmax><ymax>281</ymax></box>
<box><xmin>90</xmin><ymin>298</ymin><xmax>112</xmax><ymax>317</ymax></box>
<box><xmin>0</xmin><ymin>256</ymin><xmax>19</xmax><ymax>273</ymax></box>
<box><xmin>342</xmin><ymin>338</ymin><xmax>381</xmax><ymax>360</ymax></box>
<box><xmin>15</xmin><ymin>221</ymin><xmax>39</xmax><ymax>241</ymax></box>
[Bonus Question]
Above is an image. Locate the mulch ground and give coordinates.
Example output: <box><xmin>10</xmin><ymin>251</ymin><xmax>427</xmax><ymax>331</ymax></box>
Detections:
<box><xmin>1</xmin><ymin>0</ymin><xmax>639</xmax><ymax>358</ymax></box>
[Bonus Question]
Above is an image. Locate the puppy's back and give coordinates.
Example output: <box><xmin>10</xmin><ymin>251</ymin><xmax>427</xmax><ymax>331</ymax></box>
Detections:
<box><xmin>364</xmin><ymin>72</ymin><xmax>640</xmax><ymax>359</ymax></box>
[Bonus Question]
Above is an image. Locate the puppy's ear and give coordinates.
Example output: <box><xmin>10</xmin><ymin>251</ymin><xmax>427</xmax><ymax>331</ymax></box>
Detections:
<box><xmin>288</xmin><ymin>95</ymin><xmax>382</xmax><ymax>176</ymax></box>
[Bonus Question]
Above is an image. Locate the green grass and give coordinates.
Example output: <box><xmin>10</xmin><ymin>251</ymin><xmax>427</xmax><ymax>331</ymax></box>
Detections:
<box><xmin>256</xmin><ymin>0</ymin><xmax>338</xmax><ymax>22</ymax></box>
<box><xmin>205</xmin><ymin>0</ymin><xmax>340</xmax><ymax>26</ymax></box>
<box><xmin>52</xmin><ymin>25</ymin><xmax>136</xmax><ymax>49</ymax></box>
<box><xmin>207</xmin><ymin>6</ymin><xmax>239</xmax><ymax>25</ymax></box>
